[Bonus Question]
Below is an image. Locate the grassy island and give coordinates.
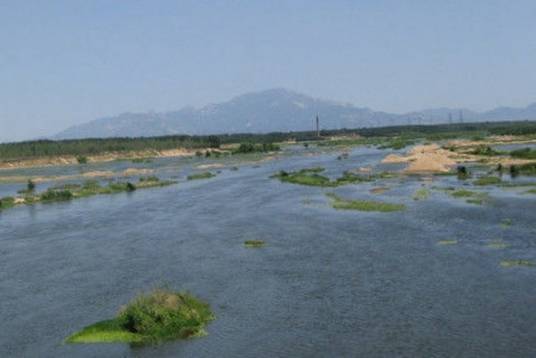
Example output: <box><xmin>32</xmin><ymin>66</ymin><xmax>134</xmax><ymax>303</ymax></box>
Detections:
<box><xmin>244</xmin><ymin>240</ymin><xmax>265</xmax><ymax>248</ymax></box>
<box><xmin>66</xmin><ymin>288</ymin><xmax>214</xmax><ymax>345</ymax></box>
<box><xmin>187</xmin><ymin>172</ymin><xmax>216</xmax><ymax>180</ymax></box>
<box><xmin>326</xmin><ymin>193</ymin><xmax>405</xmax><ymax>212</ymax></box>
<box><xmin>272</xmin><ymin>167</ymin><xmax>388</xmax><ymax>187</ymax></box>
<box><xmin>0</xmin><ymin>177</ymin><xmax>175</xmax><ymax>212</ymax></box>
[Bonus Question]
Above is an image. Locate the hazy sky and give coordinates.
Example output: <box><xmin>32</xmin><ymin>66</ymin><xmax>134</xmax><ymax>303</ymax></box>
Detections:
<box><xmin>1</xmin><ymin>0</ymin><xmax>536</xmax><ymax>141</ymax></box>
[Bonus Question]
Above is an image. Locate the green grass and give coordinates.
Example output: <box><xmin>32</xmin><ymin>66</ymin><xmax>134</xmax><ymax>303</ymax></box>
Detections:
<box><xmin>378</xmin><ymin>137</ymin><xmax>415</xmax><ymax>150</ymax></box>
<box><xmin>66</xmin><ymin>288</ymin><xmax>214</xmax><ymax>345</ymax></box>
<box><xmin>66</xmin><ymin>319</ymin><xmax>144</xmax><ymax>344</ymax></box>
<box><xmin>526</xmin><ymin>188</ymin><xmax>536</xmax><ymax>194</ymax></box>
<box><xmin>244</xmin><ymin>240</ymin><xmax>265</xmax><ymax>248</ymax></box>
<box><xmin>448</xmin><ymin>189</ymin><xmax>489</xmax><ymax>205</ymax></box>
<box><xmin>474</xmin><ymin>176</ymin><xmax>502</xmax><ymax>186</ymax></box>
<box><xmin>187</xmin><ymin>172</ymin><xmax>216</xmax><ymax>180</ymax></box>
<box><xmin>0</xmin><ymin>177</ymin><xmax>175</xmax><ymax>211</ymax></box>
<box><xmin>500</xmin><ymin>259</ymin><xmax>536</xmax><ymax>268</ymax></box>
<box><xmin>437</xmin><ymin>240</ymin><xmax>458</xmax><ymax>246</ymax></box>
<box><xmin>0</xmin><ymin>196</ymin><xmax>16</xmax><ymax>210</ymax></box>
<box><xmin>413</xmin><ymin>188</ymin><xmax>430</xmax><ymax>200</ymax></box>
<box><xmin>272</xmin><ymin>168</ymin><xmax>387</xmax><ymax>187</ymax></box>
<box><xmin>510</xmin><ymin>148</ymin><xmax>536</xmax><ymax>159</ymax></box>
<box><xmin>469</xmin><ymin>145</ymin><xmax>502</xmax><ymax>156</ymax></box>
<box><xmin>500</xmin><ymin>218</ymin><xmax>513</xmax><ymax>228</ymax></box>
<box><xmin>487</xmin><ymin>240</ymin><xmax>509</xmax><ymax>249</ymax></box>
<box><xmin>326</xmin><ymin>193</ymin><xmax>405</xmax><ymax>212</ymax></box>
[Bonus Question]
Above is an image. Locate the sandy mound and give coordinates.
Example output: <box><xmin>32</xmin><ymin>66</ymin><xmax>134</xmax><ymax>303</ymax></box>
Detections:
<box><xmin>382</xmin><ymin>144</ymin><xmax>457</xmax><ymax>173</ymax></box>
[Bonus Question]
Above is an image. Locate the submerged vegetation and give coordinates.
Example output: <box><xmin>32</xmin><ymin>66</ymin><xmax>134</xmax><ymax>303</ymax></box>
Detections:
<box><xmin>326</xmin><ymin>193</ymin><xmax>405</xmax><ymax>212</ymax></box>
<box><xmin>187</xmin><ymin>172</ymin><xmax>216</xmax><ymax>180</ymax></box>
<box><xmin>66</xmin><ymin>288</ymin><xmax>214</xmax><ymax>344</ymax></box>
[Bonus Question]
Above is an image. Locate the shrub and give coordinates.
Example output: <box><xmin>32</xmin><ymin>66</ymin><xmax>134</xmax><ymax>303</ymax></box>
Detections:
<box><xmin>40</xmin><ymin>189</ymin><xmax>73</xmax><ymax>202</ymax></box>
<box><xmin>510</xmin><ymin>148</ymin><xmax>536</xmax><ymax>159</ymax></box>
<box><xmin>76</xmin><ymin>156</ymin><xmax>88</xmax><ymax>164</ymax></box>
<box><xmin>27</xmin><ymin>179</ymin><xmax>36</xmax><ymax>192</ymax></box>
<box><xmin>456</xmin><ymin>166</ymin><xmax>470</xmax><ymax>180</ymax></box>
<box><xmin>66</xmin><ymin>288</ymin><xmax>214</xmax><ymax>344</ymax></box>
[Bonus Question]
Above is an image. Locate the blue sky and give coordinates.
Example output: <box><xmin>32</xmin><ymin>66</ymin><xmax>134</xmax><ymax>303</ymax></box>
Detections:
<box><xmin>1</xmin><ymin>0</ymin><xmax>536</xmax><ymax>141</ymax></box>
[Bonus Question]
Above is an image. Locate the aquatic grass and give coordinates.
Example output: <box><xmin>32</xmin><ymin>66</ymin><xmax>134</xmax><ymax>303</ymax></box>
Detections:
<box><xmin>500</xmin><ymin>218</ymin><xmax>513</xmax><ymax>228</ymax></box>
<box><xmin>326</xmin><ymin>193</ymin><xmax>405</xmax><ymax>212</ymax></box>
<box><xmin>510</xmin><ymin>147</ymin><xmax>536</xmax><ymax>159</ymax></box>
<box><xmin>437</xmin><ymin>240</ymin><xmax>458</xmax><ymax>245</ymax></box>
<box><xmin>187</xmin><ymin>172</ymin><xmax>216</xmax><ymax>180</ymax></box>
<box><xmin>413</xmin><ymin>187</ymin><xmax>430</xmax><ymax>200</ymax></box>
<box><xmin>474</xmin><ymin>176</ymin><xmax>502</xmax><ymax>186</ymax></box>
<box><xmin>0</xmin><ymin>177</ymin><xmax>175</xmax><ymax>212</ymax></box>
<box><xmin>272</xmin><ymin>168</ymin><xmax>387</xmax><ymax>187</ymax></box>
<box><xmin>487</xmin><ymin>240</ymin><xmax>509</xmax><ymax>249</ymax></box>
<box><xmin>448</xmin><ymin>189</ymin><xmax>490</xmax><ymax>205</ymax></box>
<box><xmin>0</xmin><ymin>196</ymin><xmax>16</xmax><ymax>210</ymax></box>
<box><xmin>244</xmin><ymin>240</ymin><xmax>265</xmax><ymax>248</ymax></box>
<box><xmin>66</xmin><ymin>288</ymin><xmax>214</xmax><ymax>345</ymax></box>
<box><xmin>500</xmin><ymin>259</ymin><xmax>536</xmax><ymax>268</ymax></box>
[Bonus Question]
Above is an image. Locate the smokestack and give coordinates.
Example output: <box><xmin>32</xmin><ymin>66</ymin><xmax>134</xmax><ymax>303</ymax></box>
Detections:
<box><xmin>316</xmin><ymin>115</ymin><xmax>320</xmax><ymax>137</ymax></box>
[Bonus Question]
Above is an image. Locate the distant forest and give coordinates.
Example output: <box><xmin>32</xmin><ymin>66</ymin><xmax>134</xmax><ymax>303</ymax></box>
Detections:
<box><xmin>2</xmin><ymin>120</ymin><xmax>536</xmax><ymax>161</ymax></box>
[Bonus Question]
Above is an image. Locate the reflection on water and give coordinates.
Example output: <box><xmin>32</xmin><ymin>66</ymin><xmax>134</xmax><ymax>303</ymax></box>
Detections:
<box><xmin>1</xmin><ymin>146</ymin><xmax>536</xmax><ymax>357</ymax></box>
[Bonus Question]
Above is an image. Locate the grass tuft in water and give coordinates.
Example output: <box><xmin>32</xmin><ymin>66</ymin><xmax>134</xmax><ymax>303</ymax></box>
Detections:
<box><xmin>448</xmin><ymin>189</ymin><xmax>490</xmax><ymax>205</ymax></box>
<box><xmin>244</xmin><ymin>240</ymin><xmax>265</xmax><ymax>248</ymax></box>
<box><xmin>487</xmin><ymin>240</ymin><xmax>509</xmax><ymax>249</ymax></box>
<box><xmin>413</xmin><ymin>187</ymin><xmax>430</xmax><ymax>200</ymax></box>
<box><xmin>66</xmin><ymin>288</ymin><xmax>214</xmax><ymax>345</ymax></box>
<box><xmin>500</xmin><ymin>259</ymin><xmax>536</xmax><ymax>268</ymax></box>
<box><xmin>187</xmin><ymin>172</ymin><xmax>216</xmax><ymax>180</ymax></box>
<box><xmin>326</xmin><ymin>193</ymin><xmax>405</xmax><ymax>212</ymax></box>
<box><xmin>474</xmin><ymin>176</ymin><xmax>502</xmax><ymax>186</ymax></box>
<box><xmin>437</xmin><ymin>240</ymin><xmax>458</xmax><ymax>246</ymax></box>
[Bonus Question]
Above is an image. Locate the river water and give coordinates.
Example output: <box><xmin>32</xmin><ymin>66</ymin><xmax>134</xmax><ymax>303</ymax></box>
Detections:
<box><xmin>1</xmin><ymin>146</ymin><xmax>536</xmax><ymax>357</ymax></box>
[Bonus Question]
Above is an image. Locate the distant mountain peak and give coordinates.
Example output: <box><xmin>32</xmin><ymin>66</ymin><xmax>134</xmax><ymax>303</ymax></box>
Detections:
<box><xmin>53</xmin><ymin>89</ymin><xmax>536</xmax><ymax>139</ymax></box>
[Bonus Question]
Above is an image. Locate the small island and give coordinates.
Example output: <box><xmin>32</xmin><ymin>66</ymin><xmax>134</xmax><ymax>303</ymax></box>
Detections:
<box><xmin>66</xmin><ymin>288</ymin><xmax>214</xmax><ymax>345</ymax></box>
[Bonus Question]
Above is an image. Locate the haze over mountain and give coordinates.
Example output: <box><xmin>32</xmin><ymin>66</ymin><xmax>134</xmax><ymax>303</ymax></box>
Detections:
<box><xmin>54</xmin><ymin>89</ymin><xmax>536</xmax><ymax>139</ymax></box>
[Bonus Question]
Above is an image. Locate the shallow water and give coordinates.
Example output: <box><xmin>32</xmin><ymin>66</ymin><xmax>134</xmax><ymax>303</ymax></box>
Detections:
<box><xmin>1</xmin><ymin>146</ymin><xmax>536</xmax><ymax>357</ymax></box>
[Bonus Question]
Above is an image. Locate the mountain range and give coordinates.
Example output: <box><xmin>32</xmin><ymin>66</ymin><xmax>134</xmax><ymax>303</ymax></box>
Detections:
<box><xmin>54</xmin><ymin>88</ymin><xmax>536</xmax><ymax>139</ymax></box>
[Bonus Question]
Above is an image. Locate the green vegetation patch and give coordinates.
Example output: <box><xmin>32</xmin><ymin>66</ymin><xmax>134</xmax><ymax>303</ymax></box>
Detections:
<box><xmin>326</xmin><ymin>193</ymin><xmax>405</xmax><ymax>212</ymax></box>
<box><xmin>413</xmin><ymin>188</ymin><xmax>430</xmax><ymax>200</ymax></box>
<box><xmin>510</xmin><ymin>147</ymin><xmax>536</xmax><ymax>159</ymax></box>
<box><xmin>66</xmin><ymin>288</ymin><xmax>214</xmax><ymax>345</ymax></box>
<box><xmin>487</xmin><ymin>240</ymin><xmax>509</xmax><ymax>249</ymax></box>
<box><xmin>272</xmin><ymin>168</ymin><xmax>389</xmax><ymax>187</ymax></box>
<box><xmin>500</xmin><ymin>218</ymin><xmax>513</xmax><ymax>229</ymax></box>
<box><xmin>187</xmin><ymin>172</ymin><xmax>216</xmax><ymax>181</ymax></box>
<box><xmin>0</xmin><ymin>196</ymin><xmax>16</xmax><ymax>210</ymax></box>
<box><xmin>378</xmin><ymin>137</ymin><xmax>415</xmax><ymax>150</ymax></box>
<box><xmin>437</xmin><ymin>240</ymin><xmax>458</xmax><ymax>246</ymax></box>
<box><xmin>500</xmin><ymin>259</ymin><xmax>536</xmax><ymax>268</ymax></box>
<box><xmin>244</xmin><ymin>240</ymin><xmax>265</xmax><ymax>248</ymax></box>
<box><xmin>469</xmin><ymin>145</ymin><xmax>502</xmax><ymax>156</ymax></box>
<box><xmin>448</xmin><ymin>189</ymin><xmax>490</xmax><ymax>205</ymax></box>
<box><xmin>474</xmin><ymin>176</ymin><xmax>502</xmax><ymax>186</ymax></box>
<box><xmin>233</xmin><ymin>142</ymin><xmax>280</xmax><ymax>154</ymax></box>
